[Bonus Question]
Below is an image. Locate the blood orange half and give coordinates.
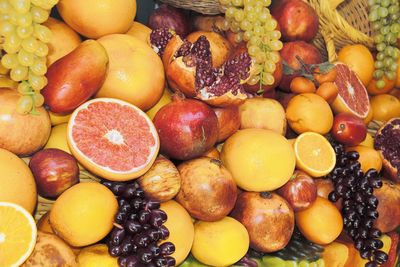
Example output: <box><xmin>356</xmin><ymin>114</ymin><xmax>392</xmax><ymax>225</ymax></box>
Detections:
<box><xmin>331</xmin><ymin>62</ymin><xmax>370</xmax><ymax>119</ymax></box>
<box><xmin>67</xmin><ymin>98</ymin><xmax>159</xmax><ymax>181</ymax></box>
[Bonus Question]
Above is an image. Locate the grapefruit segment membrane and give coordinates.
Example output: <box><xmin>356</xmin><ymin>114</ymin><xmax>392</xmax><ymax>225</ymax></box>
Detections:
<box><xmin>67</xmin><ymin>98</ymin><xmax>159</xmax><ymax>181</ymax></box>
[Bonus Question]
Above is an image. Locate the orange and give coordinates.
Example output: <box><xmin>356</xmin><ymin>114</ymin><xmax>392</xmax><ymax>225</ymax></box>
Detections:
<box><xmin>313</xmin><ymin>66</ymin><xmax>338</xmax><ymax>84</ymax></box>
<box><xmin>370</xmin><ymin>94</ymin><xmax>400</xmax><ymax>122</ymax></box>
<box><xmin>160</xmin><ymin>200</ymin><xmax>194</xmax><ymax>265</ymax></box>
<box><xmin>96</xmin><ymin>34</ymin><xmax>165</xmax><ymax>111</ymax></box>
<box><xmin>346</xmin><ymin>145</ymin><xmax>382</xmax><ymax>173</ymax></box>
<box><xmin>0</xmin><ymin>148</ymin><xmax>37</xmax><ymax>213</ymax></box>
<box><xmin>43</xmin><ymin>17</ymin><xmax>81</xmax><ymax>66</ymax></box>
<box><xmin>367</xmin><ymin>76</ymin><xmax>397</xmax><ymax>95</ymax></box>
<box><xmin>49</xmin><ymin>182</ymin><xmax>118</xmax><ymax>247</ymax></box>
<box><xmin>290</xmin><ymin>76</ymin><xmax>316</xmax><ymax>94</ymax></box>
<box><xmin>221</xmin><ymin>128</ymin><xmax>295</xmax><ymax>192</ymax></box>
<box><xmin>57</xmin><ymin>0</ymin><xmax>137</xmax><ymax>39</ymax></box>
<box><xmin>68</xmin><ymin>98</ymin><xmax>160</xmax><ymax>181</ymax></box>
<box><xmin>37</xmin><ymin>211</ymin><xmax>54</xmax><ymax>234</ymax></box>
<box><xmin>359</xmin><ymin>133</ymin><xmax>374</xmax><ymax>148</ymax></box>
<box><xmin>286</xmin><ymin>93</ymin><xmax>333</xmax><ymax>135</ymax></box>
<box><xmin>295</xmin><ymin>197</ymin><xmax>343</xmax><ymax>245</ymax></box>
<box><xmin>294</xmin><ymin>132</ymin><xmax>336</xmax><ymax>177</ymax></box>
<box><xmin>315</xmin><ymin>82</ymin><xmax>339</xmax><ymax>104</ymax></box>
<box><xmin>125</xmin><ymin>21</ymin><xmax>152</xmax><ymax>44</ymax></box>
<box><xmin>0</xmin><ymin>202</ymin><xmax>37</xmax><ymax>267</ymax></box>
<box><xmin>146</xmin><ymin>88</ymin><xmax>172</xmax><ymax>120</ymax></box>
<box><xmin>337</xmin><ymin>44</ymin><xmax>374</xmax><ymax>86</ymax></box>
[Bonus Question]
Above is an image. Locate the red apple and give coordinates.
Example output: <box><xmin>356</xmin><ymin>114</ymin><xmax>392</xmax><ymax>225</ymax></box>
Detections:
<box><xmin>153</xmin><ymin>94</ymin><xmax>219</xmax><ymax>160</ymax></box>
<box><xmin>213</xmin><ymin>106</ymin><xmax>240</xmax><ymax>142</ymax></box>
<box><xmin>277</xmin><ymin>170</ymin><xmax>317</xmax><ymax>211</ymax></box>
<box><xmin>29</xmin><ymin>148</ymin><xmax>79</xmax><ymax>198</ymax></box>
<box><xmin>279</xmin><ymin>41</ymin><xmax>322</xmax><ymax>91</ymax></box>
<box><xmin>331</xmin><ymin>113</ymin><xmax>367</xmax><ymax>146</ymax></box>
<box><xmin>271</xmin><ymin>0</ymin><xmax>319</xmax><ymax>42</ymax></box>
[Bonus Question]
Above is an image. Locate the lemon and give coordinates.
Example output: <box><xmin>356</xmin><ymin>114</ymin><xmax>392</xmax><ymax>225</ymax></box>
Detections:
<box><xmin>49</xmin><ymin>111</ymin><xmax>71</xmax><ymax>126</ymax></box>
<box><xmin>77</xmin><ymin>244</ymin><xmax>118</xmax><ymax>267</ymax></box>
<box><xmin>146</xmin><ymin>88</ymin><xmax>172</xmax><ymax>120</ymax></box>
<box><xmin>44</xmin><ymin>123</ymin><xmax>70</xmax><ymax>154</ymax></box>
<box><xmin>191</xmin><ymin>217</ymin><xmax>249</xmax><ymax>267</ymax></box>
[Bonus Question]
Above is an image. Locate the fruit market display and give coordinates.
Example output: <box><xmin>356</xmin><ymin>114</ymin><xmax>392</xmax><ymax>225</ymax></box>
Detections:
<box><xmin>1</xmin><ymin>0</ymin><xmax>400</xmax><ymax>266</ymax></box>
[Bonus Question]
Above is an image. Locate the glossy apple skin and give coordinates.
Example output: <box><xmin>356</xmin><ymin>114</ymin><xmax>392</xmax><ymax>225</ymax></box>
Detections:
<box><xmin>153</xmin><ymin>96</ymin><xmax>219</xmax><ymax>160</ymax></box>
<box><xmin>331</xmin><ymin>113</ymin><xmax>367</xmax><ymax>146</ymax></box>
<box><xmin>42</xmin><ymin>40</ymin><xmax>108</xmax><ymax>114</ymax></box>
<box><xmin>29</xmin><ymin>148</ymin><xmax>79</xmax><ymax>198</ymax></box>
<box><xmin>271</xmin><ymin>0</ymin><xmax>319</xmax><ymax>42</ymax></box>
<box><xmin>277</xmin><ymin>170</ymin><xmax>317</xmax><ymax>211</ymax></box>
<box><xmin>230</xmin><ymin>192</ymin><xmax>294</xmax><ymax>253</ymax></box>
<box><xmin>213</xmin><ymin>106</ymin><xmax>240</xmax><ymax>142</ymax></box>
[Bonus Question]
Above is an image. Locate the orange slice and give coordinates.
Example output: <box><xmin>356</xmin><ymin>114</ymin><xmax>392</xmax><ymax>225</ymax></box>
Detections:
<box><xmin>294</xmin><ymin>132</ymin><xmax>336</xmax><ymax>177</ymax></box>
<box><xmin>67</xmin><ymin>98</ymin><xmax>160</xmax><ymax>181</ymax></box>
<box><xmin>0</xmin><ymin>202</ymin><xmax>37</xmax><ymax>267</ymax></box>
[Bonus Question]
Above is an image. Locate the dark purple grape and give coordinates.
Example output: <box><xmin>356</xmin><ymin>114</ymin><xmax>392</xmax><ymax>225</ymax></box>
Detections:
<box><xmin>146</xmin><ymin>263</ymin><xmax>157</xmax><ymax>267</ymax></box>
<box><xmin>369</xmin><ymin>228</ymin><xmax>381</xmax><ymax>238</ymax></box>
<box><xmin>109</xmin><ymin>245</ymin><xmax>122</xmax><ymax>257</ymax></box>
<box><xmin>347</xmin><ymin>210</ymin><xmax>357</xmax><ymax>221</ymax></box>
<box><xmin>373</xmin><ymin>250</ymin><xmax>388</xmax><ymax>264</ymax></box>
<box><xmin>152</xmin><ymin>209</ymin><xmax>167</xmax><ymax>222</ymax></box>
<box><xmin>338</xmin><ymin>156</ymin><xmax>348</xmax><ymax>166</ymax></box>
<box><xmin>102</xmin><ymin>180</ymin><xmax>113</xmax><ymax>188</ymax></box>
<box><xmin>360</xmin><ymin>249</ymin><xmax>373</xmax><ymax>259</ymax></box>
<box><xmin>343</xmin><ymin>190</ymin><xmax>352</xmax><ymax>200</ymax></box>
<box><xmin>356</xmin><ymin>204</ymin><xmax>366</xmax><ymax>216</ymax></box>
<box><xmin>146</xmin><ymin>200</ymin><xmax>161</xmax><ymax>210</ymax></box>
<box><xmin>137</xmin><ymin>248</ymin><xmax>153</xmax><ymax>263</ymax></box>
<box><xmin>367</xmin><ymin>210</ymin><xmax>379</xmax><ymax>219</ymax></box>
<box><xmin>353</xmin><ymin>218</ymin><xmax>361</xmax><ymax>229</ymax></box>
<box><xmin>160</xmin><ymin>242</ymin><xmax>175</xmax><ymax>256</ymax></box>
<box><xmin>354</xmin><ymin>169</ymin><xmax>364</xmax><ymax>178</ymax></box>
<box><xmin>364</xmin><ymin>187</ymin><xmax>374</xmax><ymax>195</ymax></box>
<box><xmin>128</xmin><ymin>213</ymin><xmax>138</xmax><ymax>221</ymax></box>
<box><xmin>122</xmin><ymin>184</ymin><xmax>137</xmax><ymax>199</ymax></box>
<box><xmin>148</xmin><ymin>243</ymin><xmax>161</xmax><ymax>257</ymax></box>
<box><xmin>133</xmin><ymin>234</ymin><xmax>150</xmax><ymax>248</ymax></box>
<box><xmin>365</xmin><ymin>169</ymin><xmax>379</xmax><ymax>179</ymax></box>
<box><xmin>332</xmin><ymin>167</ymin><xmax>343</xmax><ymax>176</ymax></box>
<box><xmin>328</xmin><ymin>191</ymin><xmax>340</xmax><ymax>202</ymax></box>
<box><xmin>150</xmin><ymin>213</ymin><xmax>165</xmax><ymax>228</ymax></box>
<box><xmin>118</xmin><ymin>198</ymin><xmax>129</xmax><ymax>207</ymax></box>
<box><xmin>355</xmin><ymin>239</ymin><xmax>365</xmax><ymax>250</ymax></box>
<box><xmin>344</xmin><ymin>176</ymin><xmax>355</xmax><ymax>187</ymax></box>
<box><xmin>342</xmin><ymin>168</ymin><xmax>351</xmax><ymax>176</ymax></box>
<box><xmin>336</xmin><ymin>184</ymin><xmax>347</xmax><ymax>195</ymax></box>
<box><xmin>147</xmin><ymin>229</ymin><xmax>161</xmax><ymax>242</ymax></box>
<box><xmin>346</xmin><ymin>151</ymin><xmax>359</xmax><ymax>160</ymax></box>
<box><xmin>360</xmin><ymin>182</ymin><xmax>372</xmax><ymax>191</ymax></box>
<box><xmin>369</xmin><ymin>239</ymin><xmax>383</xmax><ymax>250</ymax></box>
<box><xmin>349</xmin><ymin>162</ymin><xmax>361</xmax><ymax>172</ymax></box>
<box><xmin>158</xmin><ymin>225</ymin><xmax>170</xmax><ymax>239</ymax></box>
<box><xmin>365</xmin><ymin>261</ymin><xmax>378</xmax><ymax>267</ymax></box>
<box><xmin>154</xmin><ymin>257</ymin><xmax>168</xmax><ymax>267</ymax></box>
<box><xmin>138</xmin><ymin>210</ymin><xmax>151</xmax><ymax>224</ymax></box>
<box><xmin>133</xmin><ymin>188</ymin><xmax>145</xmax><ymax>198</ymax></box>
<box><xmin>359</xmin><ymin>228</ymin><xmax>368</xmax><ymax>239</ymax></box>
<box><xmin>121</xmin><ymin>237</ymin><xmax>134</xmax><ymax>255</ymax></box>
<box><xmin>118</xmin><ymin>256</ymin><xmax>128</xmax><ymax>267</ymax></box>
<box><xmin>365</xmin><ymin>219</ymin><xmax>374</xmax><ymax>229</ymax></box>
<box><xmin>165</xmin><ymin>256</ymin><xmax>176</xmax><ymax>266</ymax></box>
<box><xmin>115</xmin><ymin>211</ymin><xmax>128</xmax><ymax>224</ymax></box>
<box><xmin>354</xmin><ymin>192</ymin><xmax>364</xmax><ymax>203</ymax></box>
<box><xmin>370</xmin><ymin>179</ymin><xmax>383</xmax><ymax>189</ymax></box>
<box><xmin>349</xmin><ymin>228</ymin><xmax>358</xmax><ymax>237</ymax></box>
<box><xmin>110</xmin><ymin>228</ymin><xmax>126</xmax><ymax>246</ymax></box>
<box><xmin>131</xmin><ymin>198</ymin><xmax>144</xmax><ymax>211</ymax></box>
<box><xmin>125</xmin><ymin>255</ymin><xmax>141</xmax><ymax>267</ymax></box>
<box><xmin>125</xmin><ymin>220</ymin><xmax>142</xmax><ymax>234</ymax></box>
<box><xmin>120</xmin><ymin>203</ymin><xmax>132</xmax><ymax>213</ymax></box>
<box><xmin>111</xmin><ymin>183</ymin><xmax>126</xmax><ymax>196</ymax></box>
<box><xmin>143</xmin><ymin>224</ymin><xmax>151</xmax><ymax>230</ymax></box>
<box><xmin>359</xmin><ymin>178</ymin><xmax>369</xmax><ymax>189</ymax></box>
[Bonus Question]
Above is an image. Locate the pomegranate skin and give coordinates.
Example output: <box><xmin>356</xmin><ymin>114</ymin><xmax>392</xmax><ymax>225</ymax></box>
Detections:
<box><xmin>153</xmin><ymin>96</ymin><xmax>219</xmax><ymax>160</ymax></box>
<box><xmin>148</xmin><ymin>4</ymin><xmax>191</xmax><ymax>37</ymax></box>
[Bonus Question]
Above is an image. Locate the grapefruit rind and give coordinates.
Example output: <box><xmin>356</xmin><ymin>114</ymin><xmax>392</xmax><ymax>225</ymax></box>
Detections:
<box><xmin>331</xmin><ymin>62</ymin><xmax>370</xmax><ymax>119</ymax></box>
<box><xmin>67</xmin><ymin>98</ymin><xmax>160</xmax><ymax>181</ymax></box>
<box><xmin>0</xmin><ymin>202</ymin><xmax>37</xmax><ymax>267</ymax></box>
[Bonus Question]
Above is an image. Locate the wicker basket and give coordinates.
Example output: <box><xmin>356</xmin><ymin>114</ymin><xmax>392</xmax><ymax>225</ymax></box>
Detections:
<box><xmin>159</xmin><ymin>0</ymin><xmax>374</xmax><ymax>61</ymax></box>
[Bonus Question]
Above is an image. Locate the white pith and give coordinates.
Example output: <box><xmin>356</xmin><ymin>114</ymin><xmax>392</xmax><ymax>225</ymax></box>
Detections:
<box><xmin>104</xmin><ymin>129</ymin><xmax>125</xmax><ymax>145</ymax></box>
<box><xmin>67</xmin><ymin>98</ymin><xmax>160</xmax><ymax>174</ymax></box>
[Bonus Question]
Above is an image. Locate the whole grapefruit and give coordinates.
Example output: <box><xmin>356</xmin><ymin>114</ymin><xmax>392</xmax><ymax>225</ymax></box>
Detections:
<box><xmin>57</xmin><ymin>0</ymin><xmax>137</xmax><ymax>39</ymax></box>
<box><xmin>96</xmin><ymin>34</ymin><xmax>165</xmax><ymax>111</ymax></box>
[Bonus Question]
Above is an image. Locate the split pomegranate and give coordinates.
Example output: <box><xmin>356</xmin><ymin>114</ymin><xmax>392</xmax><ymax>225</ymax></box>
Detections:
<box><xmin>150</xmin><ymin>29</ymin><xmax>252</xmax><ymax>107</ymax></box>
<box><xmin>153</xmin><ymin>94</ymin><xmax>219</xmax><ymax>160</ymax></box>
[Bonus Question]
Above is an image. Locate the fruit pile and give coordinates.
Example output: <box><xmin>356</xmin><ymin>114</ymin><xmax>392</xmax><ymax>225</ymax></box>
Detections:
<box><xmin>0</xmin><ymin>0</ymin><xmax>400</xmax><ymax>267</ymax></box>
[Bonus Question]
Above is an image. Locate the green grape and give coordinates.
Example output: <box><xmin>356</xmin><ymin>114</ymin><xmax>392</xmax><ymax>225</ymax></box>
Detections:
<box><xmin>376</xmin><ymin>42</ymin><xmax>386</xmax><ymax>51</ymax></box>
<box><xmin>390</xmin><ymin>23</ymin><xmax>400</xmax><ymax>33</ymax></box>
<box><xmin>264</xmin><ymin>60</ymin><xmax>276</xmax><ymax>73</ymax></box>
<box><xmin>9</xmin><ymin>0</ymin><xmax>31</xmax><ymax>14</ymax></box>
<box><xmin>16</xmin><ymin>25</ymin><xmax>34</xmax><ymax>39</ymax></box>
<box><xmin>261</xmin><ymin>0</ymin><xmax>272</xmax><ymax>6</ymax></box>
<box><xmin>17</xmin><ymin>81</ymin><xmax>31</xmax><ymax>94</ymax></box>
<box><xmin>367</xmin><ymin>0</ymin><xmax>375</xmax><ymax>5</ymax></box>
<box><xmin>375</xmin><ymin>60</ymin><xmax>384</xmax><ymax>68</ymax></box>
<box><xmin>34</xmin><ymin>0</ymin><xmax>58</xmax><ymax>10</ymax></box>
<box><xmin>373</xmin><ymin>69</ymin><xmax>384</xmax><ymax>79</ymax></box>
<box><xmin>389</xmin><ymin>62</ymin><xmax>398</xmax><ymax>72</ymax></box>
<box><xmin>252</xmin><ymin>20</ymin><xmax>261</xmax><ymax>28</ymax></box>
<box><xmin>21</xmin><ymin>36</ymin><xmax>39</xmax><ymax>53</ymax></box>
<box><xmin>258</xmin><ymin>11</ymin><xmax>270</xmax><ymax>23</ymax></box>
<box><xmin>380</xmin><ymin>25</ymin><xmax>390</xmax><ymax>35</ymax></box>
<box><xmin>240</xmin><ymin>19</ymin><xmax>252</xmax><ymax>31</ymax></box>
<box><xmin>386</xmin><ymin>71</ymin><xmax>396</xmax><ymax>80</ymax></box>
<box><xmin>383</xmin><ymin>57</ymin><xmax>394</xmax><ymax>67</ymax></box>
<box><xmin>262</xmin><ymin>72</ymin><xmax>274</xmax><ymax>85</ymax></box>
<box><xmin>244</xmin><ymin>4</ymin><xmax>254</xmax><ymax>13</ymax></box>
<box><xmin>384</xmin><ymin>46</ymin><xmax>394</xmax><ymax>56</ymax></box>
<box><xmin>243</xmin><ymin>30</ymin><xmax>252</xmax><ymax>41</ymax></box>
<box><xmin>16</xmin><ymin>12</ymin><xmax>32</xmax><ymax>27</ymax></box>
<box><xmin>389</xmin><ymin>13</ymin><xmax>399</xmax><ymax>21</ymax></box>
<box><xmin>254</xmin><ymin>5</ymin><xmax>262</xmax><ymax>14</ymax></box>
<box><xmin>30</xmin><ymin>6</ymin><xmax>49</xmax><ymax>23</ymax></box>
<box><xmin>33</xmin><ymin>24</ymin><xmax>52</xmax><ymax>43</ymax></box>
<box><xmin>388</xmin><ymin>5</ymin><xmax>399</xmax><ymax>14</ymax></box>
<box><xmin>16</xmin><ymin>95</ymin><xmax>33</xmax><ymax>114</ymax></box>
<box><xmin>253</xmin><ymin>25</ymin><xmax>264</xmax><ymax>36</ymax></box>
<box><xmin>234</xmin><ymin>9</ymin><xmax>245</xmax><ymax>22</ymax></box>
<box><xmin>34</xmin><ymin>41</ymin><xmax>48</xmax><ymax>57</ymax></box>
<box><xmin>261</xmin><ymin>35</ymin><xmax>271</xmax><ymax>45</ymax></box>
<box><xmin>17</xmin><ymin>48</ymin><xmax>34</xmax><ymax>66</ymax></box>
<box><xmin>232</xmin><ymin>0</ymin><xmax>243</xmax><ymax>7</ymax></box>
<box><xmin>248</xmin><ymin>35</ymin><xmax>261</xmax><ymax>46</ymax></box>
<box><xmin>375</xmin><ymin>79</ymin><xmax>386</xmax><ymax>89</ymax></box>
<box><xmin>10</xmin><ymin>65</ymin><xmax>28</xmax><ymax>81</ymax></box>
<box><xmin>269</xmin><ymin>30</ymin><xmax>281</xmax><ymax>40</ymax></box>
<box><xmin>374</xmin><ymin>34</ymin><xmax>384</xmax><ymax>43</ymax></box>
<box><xmin>381</xmin><ymin>0</ymin><xmax>391</xmax><ymax>7</ymax></box>
<box><xmin>230</xmin><ymin>20</ymin><xmax>241</xmax><ymax>33</ymax></box>
<box><xmin>3</xmin><ymin>33</ymin><xmax>22</xmax><ymax>53</ymax></box>
<box><xmin>264</xmin><ymin>18</ymin><xmax>277</xmax><ymax>31</ymax></box>
<box><xmin>33</xmin><ymin>93</ymin><xmax>44</xmax><ymax>107</ymax></box>
<box><xmin>376</xmin><ymin>52</ymin><xmax>385</xmax><ymax>60</ymax></box>
<box><xmin>254</xmin><ymin>0</ymin><xmax>263</xmax><ymax>8</ymax></box>
<box><xmin>252</xmin><ymin>63</ymin><xmax>263</xmax><ymax>75</ymax></box>
<box><xmin>0</xmin><ymin>0</ymin><xmax>12</xmax><ymax>13</ymax></box>
<box><xmin>269</xmin><ymin>40</ymin><xmax>283</xmax><ymax>51</ymax></box>
<box><xmin>268</xmin><ymin>51</ymin><xmax>280</xmax><ymax>63</ymax></box>
<box><xmin>29</xmin><ymin>72</ymin><xmax>47</xmax><ymax>90</ymax></box>
<box><xmin>234</xmin><ymin>32</ymin><xmax>243</xmax><ymax>43</ymax></box>
<box><xmin>248</xmin><ymin>45</ymin><xmax>261</xmax><ymax>56</ymax></box>
<box><xmin>385</xmin><ymin>32</ymin><xmax>398</xmax><ymax>44</ymax></box>
<box><xmin>0</xmin><ymin>21</ymin><xmax>15</xmax><ymax>37</ymax></box>
<box><xmin>243</xmin><ymin>0</ymin><xmax>255</xmax><ymax>5</ymax></box>
<box><xmin>247</xmin><ymin>74</ymin><xmax>260</xmax><ymax>85</ymax></box>
<box><xmin>255</xmin><ymin>51</ymin><xmax>266</xmax><ymax>64</ymax></box>
<box><xmin>369</xmin><ymin>9</ymin><xmax>379</xmax><ymax>21</ymax></box>
<box><xmin>372</xmin><ymin>21</ymin><xmax>382</xmax><ymax>31</ymax></box>
<box><xmin>246</xmin><ymin>11</ymin><xmax>257</xmax><ymax>22</ymax></box>
<box><xmin>222</xmin><ymin>19</ymin><xmax>230</xmax><ymax>31</ymax></box>
<box><xmin>1</xmin><ymin>53</ymin><xmax>19</xmax><ymax>69</ymax></box>
<box><xmin>225</xmin><ymin>7</ymin><xmax>236</xmax><ymax>19</ymax></box>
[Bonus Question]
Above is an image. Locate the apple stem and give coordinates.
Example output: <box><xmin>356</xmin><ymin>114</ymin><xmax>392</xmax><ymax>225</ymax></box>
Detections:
<box><xmin>210</xmin><ymin>158</ymin><xmax>222</xmax><ymax>167</ymax></box>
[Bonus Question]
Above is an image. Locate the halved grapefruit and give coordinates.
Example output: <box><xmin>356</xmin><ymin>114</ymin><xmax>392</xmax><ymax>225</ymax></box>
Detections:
<box><xmin>67</xmin><ymin>98</ymin><xmax>159</xmax><ymax>181</ymax></box>
<box><xmin>331</xmin><ymin>62</ymin><xmax>370</xmax><ymax>119</ymax></box>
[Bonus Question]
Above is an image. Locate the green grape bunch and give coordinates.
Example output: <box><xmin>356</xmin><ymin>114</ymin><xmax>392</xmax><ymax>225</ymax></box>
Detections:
<box><xmin>0</xmin><ymin>0</ymin><xmax>58</xmax><ymax>115</ymax></box>
<box><xmin>219</xmin><ymin>0</ymin><xmax>283</xmax><ymax>93</ymax></box>
<box><xmin>368</xmin><ymin>0</ymin><xmax>400</xmax><ymax>89</ymax></box>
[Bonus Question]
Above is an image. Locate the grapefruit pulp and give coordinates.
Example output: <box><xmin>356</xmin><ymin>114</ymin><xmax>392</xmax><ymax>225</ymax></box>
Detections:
<box><xmin>67</xmin><ymin>98</ymin><xmax>159</xmax><ymax>181</ymax></box>
<box><xmin>331</xmin><ymin>63</ymin><xmax>370</xmax><ymax>119</ymax></box>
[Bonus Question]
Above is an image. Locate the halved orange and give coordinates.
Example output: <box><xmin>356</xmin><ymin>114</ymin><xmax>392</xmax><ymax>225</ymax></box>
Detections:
<box><xmin>67</xmin><ymin>98</ymin><xmax>160</xmax><ymax>181</ymax></box>
<box><xmin>0</xmin><ymin>202</ymin><xmax>37</xmax><ymax>267</ymax></box>
<box><xmin>294</xmin><ymin>132</ymin><xmax>336</xmax><ymax>177</ymax></box>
